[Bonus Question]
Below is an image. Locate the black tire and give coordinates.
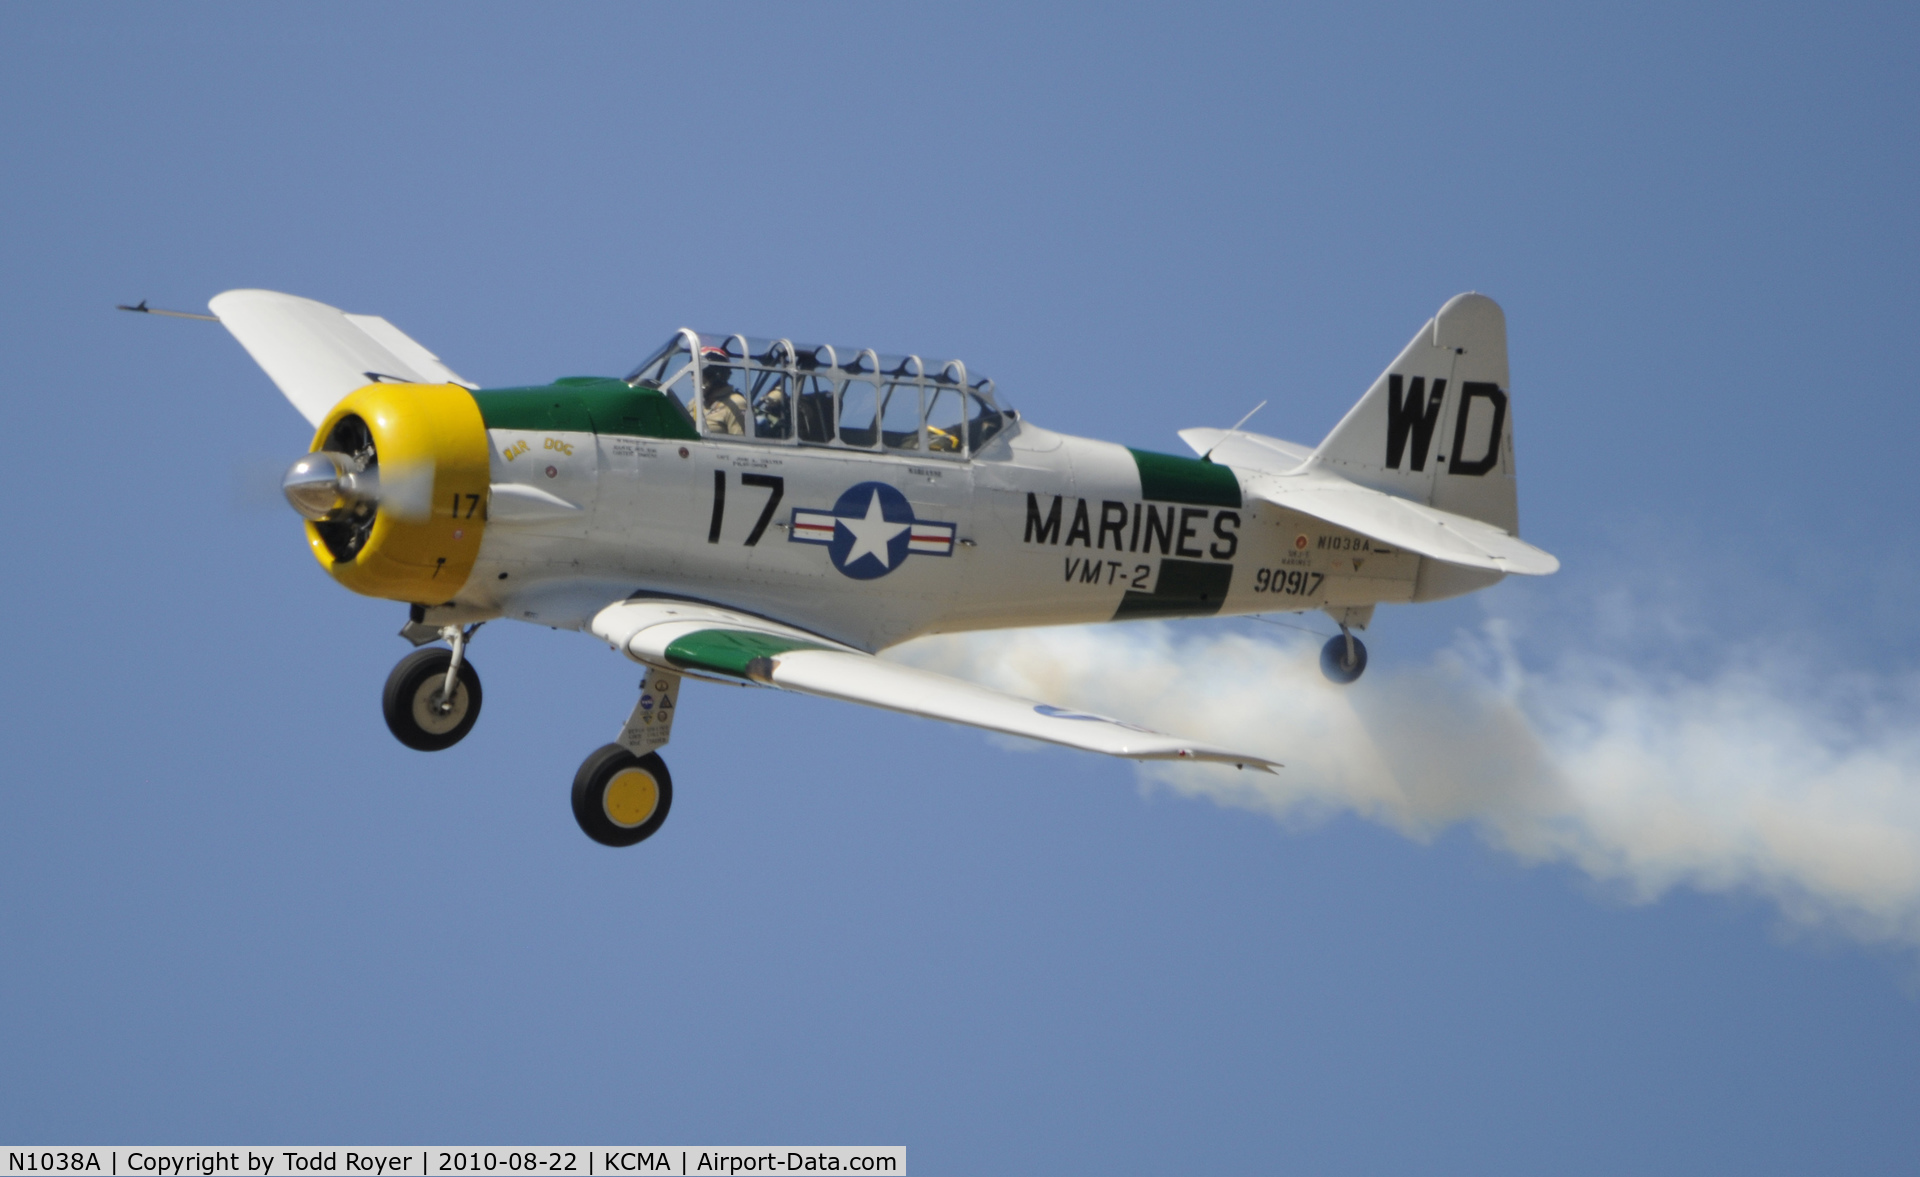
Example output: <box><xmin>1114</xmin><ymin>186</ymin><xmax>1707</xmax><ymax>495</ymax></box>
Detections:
<box><xmin>1319</xmin><ymin>633</ymin><xmax>1368</xmax><ymax>684</ymax></box>
<box><xmin>382</xmin><ymin>647</ymin><xmax>483</xmax><ymax>751</ymax></box>
<box><xmin>572</xmin><ymin>744</ymin><xmax>674</xmax><ymax>847</ymax></box>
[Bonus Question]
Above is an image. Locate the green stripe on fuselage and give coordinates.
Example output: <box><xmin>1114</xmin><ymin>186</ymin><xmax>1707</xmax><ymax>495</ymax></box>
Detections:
<box><xmin>1127</xmin><ymin>448</ymin><xmax>1242</xmax><ymax>508</ymax></box>
<box><xmin>472</xmin><ymin>376</ymin><xmax>700</xmax><ymax>441</ymax></box>
<box><xmin>663</xmin><ymin>630</ymin><xmax>830</xmax><ymax>677</ymax></box>
<box><xmin>1113</xmin><ymin>558</ymin><xmax>1233</xmax><ymax>620</ymax></box>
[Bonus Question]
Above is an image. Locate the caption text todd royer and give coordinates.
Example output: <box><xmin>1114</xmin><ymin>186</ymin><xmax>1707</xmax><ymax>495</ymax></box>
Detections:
<box><xmin>4</xmin><ymin>1150</ymin><xmax>903</xmax><ymax>1177</ymax></box>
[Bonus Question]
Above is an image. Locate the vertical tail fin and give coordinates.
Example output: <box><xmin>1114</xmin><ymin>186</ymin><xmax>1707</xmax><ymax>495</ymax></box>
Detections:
<box><xmin>1308</xmin><ymin>293</ymin><xmax>1518</xmax><ymax>533</ymax></box>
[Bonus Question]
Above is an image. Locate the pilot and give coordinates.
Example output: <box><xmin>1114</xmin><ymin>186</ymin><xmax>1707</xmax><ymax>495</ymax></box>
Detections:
<box><xmin>700</xmin><ymin>359</ymin><xmax>749</xmax><ymax>436</ymax></box>
<box><xmin>754</xmin><ymin>380</ymin><xmax>791</xmax><ymax>438</ymax></box>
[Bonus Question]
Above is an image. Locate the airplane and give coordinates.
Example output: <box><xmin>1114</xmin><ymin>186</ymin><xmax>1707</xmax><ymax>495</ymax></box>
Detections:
<box><xmin>175</xmin><ymin>289</ymin><xmax>1556</xmax><ymax>846</ymax></box>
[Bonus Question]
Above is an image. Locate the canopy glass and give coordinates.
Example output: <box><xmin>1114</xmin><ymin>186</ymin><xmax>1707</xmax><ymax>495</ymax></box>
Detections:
<box><xmin>627</xmin><ymin>331</ymin><xmax>1007</xmax><ymax>456</ymax></box>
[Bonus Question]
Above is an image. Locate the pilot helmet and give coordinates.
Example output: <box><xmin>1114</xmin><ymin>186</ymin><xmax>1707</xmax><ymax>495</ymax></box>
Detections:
<box><xmin>699</xmin><ymin>347</ymin><xmax>733</xmax><ymax>385</ymax></box>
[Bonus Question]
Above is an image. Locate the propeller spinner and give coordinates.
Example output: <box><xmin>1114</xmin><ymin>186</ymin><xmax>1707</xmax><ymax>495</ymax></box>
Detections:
<box><xmin>282</xmin><ymin>451</ymin><xmax>380</xmax><ymax>521</ymax></box>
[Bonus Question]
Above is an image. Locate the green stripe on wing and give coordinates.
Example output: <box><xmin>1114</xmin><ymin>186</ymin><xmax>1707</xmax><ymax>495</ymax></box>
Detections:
<box><xmin>663</xmin><ymin>630</ymin><xmax>831</xmax><ymax>677</ymax></box>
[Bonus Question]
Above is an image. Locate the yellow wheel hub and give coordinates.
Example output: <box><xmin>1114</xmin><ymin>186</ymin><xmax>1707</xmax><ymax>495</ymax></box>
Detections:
<box><xmin>603</xmin><ymin>767</ymin><xmax>661</xmax><ymax>828</ymax></box>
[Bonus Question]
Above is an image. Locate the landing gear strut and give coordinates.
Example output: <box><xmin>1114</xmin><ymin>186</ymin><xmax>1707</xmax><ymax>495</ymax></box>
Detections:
<box><xmin>1320</xmin><ymin>625</ymin><xmax>1368</xmax><ymax>684</ymax></box>
<box><xmin>383</xmin><ymin>626</ymin><xmax>484</xmax><ymax>750</ymax></box>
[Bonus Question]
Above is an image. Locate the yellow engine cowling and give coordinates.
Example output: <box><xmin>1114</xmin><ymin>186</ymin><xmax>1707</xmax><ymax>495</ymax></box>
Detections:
<box><xmin>306</xmin><ymin>383</ymin><xmax>491</xmax><ymax>603</ymax></box>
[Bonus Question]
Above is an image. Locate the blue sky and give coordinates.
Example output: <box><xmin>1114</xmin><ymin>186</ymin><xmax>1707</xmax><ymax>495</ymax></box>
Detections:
<box><xmin>3</xmin><ymin>3</ymin><xmax>1918</xmax><ymax>1172</ymax></box>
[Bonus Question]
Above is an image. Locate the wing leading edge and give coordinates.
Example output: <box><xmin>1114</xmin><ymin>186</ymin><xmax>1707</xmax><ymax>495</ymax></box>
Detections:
<box><xmin>589</xmin><ymin>600</ymin><xmax>1279</xmax><ymax>769</ymax></box>
<box><xmin>210</xmin><ymin>288</ymin><xmax>472</xmax><ymax>427</ymax></box>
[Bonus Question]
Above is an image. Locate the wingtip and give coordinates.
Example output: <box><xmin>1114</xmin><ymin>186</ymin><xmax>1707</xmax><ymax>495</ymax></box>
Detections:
<box><xmin>118</xmin><ymin>299</ymin><xmax>220</xmax><ymax>322</ymax></box>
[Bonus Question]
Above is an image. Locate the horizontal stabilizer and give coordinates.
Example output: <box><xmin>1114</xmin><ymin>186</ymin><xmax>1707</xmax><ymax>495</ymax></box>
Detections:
<box><xmin>1177</xmin><ymin>427</ymin><xmax>1312</xmax><ymax>474</ymax></box>
<box><xmin>1247</xmin><ymin>471</ymin><xmax>1559</xmax><ymax>575</ymax></box>
<box><xmin>590</xmin><ymin>599</ymin><xmax>1279</xmax><ymax>769</ymax></box>
<box><xmin>210</xmin><ymin>289</ymin><xmax>472</xmax><ymax>427</ymax></box>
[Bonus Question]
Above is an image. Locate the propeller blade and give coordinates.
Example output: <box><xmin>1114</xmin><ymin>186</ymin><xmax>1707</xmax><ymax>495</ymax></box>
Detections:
<box><xmin>379</xmin><ymin>457</ymin><xmax>437</xmax><ymax>523</ymax></box>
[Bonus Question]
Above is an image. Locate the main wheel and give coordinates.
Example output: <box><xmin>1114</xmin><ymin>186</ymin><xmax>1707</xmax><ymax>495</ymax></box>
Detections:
<box><xmin>1320</xmin><ymin>633</ymin><xmax>1368</xmax><ymax>684</ymax></box>
<box><xmin>382</xmin><ymin>647</ymin><xmax>483</xmax><ymax>751</ymax></box>
<box><xmin>572</xmin><ymin>745</ymin><xmax>674</xmax><ymax>847</ymax></box>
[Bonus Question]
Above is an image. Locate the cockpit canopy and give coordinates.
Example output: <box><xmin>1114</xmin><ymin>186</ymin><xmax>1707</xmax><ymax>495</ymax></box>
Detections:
<box><xmin>626</xmin><ymin>331</ymin><xmax>1008</xmax><ymax>457</ymax></box>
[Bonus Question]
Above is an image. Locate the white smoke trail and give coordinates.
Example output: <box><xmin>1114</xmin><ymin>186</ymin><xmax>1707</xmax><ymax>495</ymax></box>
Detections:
<box><xmin>890</xmin><ymin>620</ymin><xmax>1920</xmax><ymax>948</ymax></box>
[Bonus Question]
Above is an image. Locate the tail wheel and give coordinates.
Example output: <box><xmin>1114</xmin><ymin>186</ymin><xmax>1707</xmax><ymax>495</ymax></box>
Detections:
<box><xmin>1319</xmin><ymin>633</ymin><xmax>1368</xmax><ymax>684</ymax></box>
<box><xmin>383</xmin><ymin>647</ymin><xmax>483</xmax><ymax>751</ymax></box>
<box><xmin>572</xmin><ymin>744</ymin><xmax>674</xmax><ymax>847</ymax></box>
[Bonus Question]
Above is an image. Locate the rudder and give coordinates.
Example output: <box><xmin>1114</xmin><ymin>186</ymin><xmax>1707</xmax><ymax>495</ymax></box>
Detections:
<box><xmin>1308</xmin><ymin>293</ymin><xmax>1517</xmax><ymax>534</ymax></box>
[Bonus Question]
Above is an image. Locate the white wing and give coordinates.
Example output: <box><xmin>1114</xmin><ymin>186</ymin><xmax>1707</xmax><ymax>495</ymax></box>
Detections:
<box><xmin>210</xmin><ymin>289</ymin><xmax>472</xmax><ymax>426</ymax></box>
<box><xmin>590</xmin><ymin>599</ymin><xmax>1279</xmax><ymax>769</ymax></box>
